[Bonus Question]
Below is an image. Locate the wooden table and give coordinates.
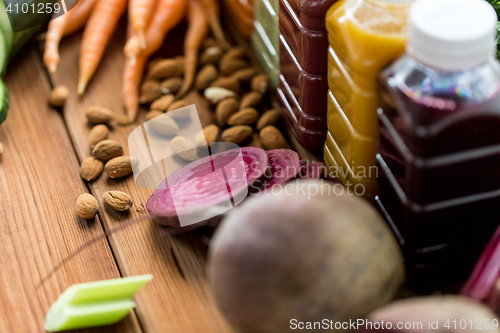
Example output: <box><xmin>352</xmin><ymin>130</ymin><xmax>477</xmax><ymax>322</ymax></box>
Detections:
<box><xmin>0</xmin><ymin>22</ymin><xmax>235</xmax><ymax>332</ymax></box>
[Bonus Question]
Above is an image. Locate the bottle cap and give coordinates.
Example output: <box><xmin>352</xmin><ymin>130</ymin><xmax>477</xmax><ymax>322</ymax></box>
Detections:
<box><xmin>379</xmin><ymin>0</ymin><xmax>413</xmax><ymax>3</ymax></box>
<box><xmin>408</xmin><ymin>0</ymin><xmax>498</xmax><ymax>71</ymax></box>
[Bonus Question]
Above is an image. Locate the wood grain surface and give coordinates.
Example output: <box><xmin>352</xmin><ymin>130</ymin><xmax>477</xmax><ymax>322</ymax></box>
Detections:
<box><xmin>0</xmin><ymin>49</ymin><xmax>141</xmax><ymax>332</ymax></box>
<box><xmin>0</xmin><ymin>14</ymin><xmax>309</xmax><ymax>333</ymax></box>
<box><xmin>43</xmin><ymin>21</ymin><xmax>232</xmax><ymax>333</ymax></box>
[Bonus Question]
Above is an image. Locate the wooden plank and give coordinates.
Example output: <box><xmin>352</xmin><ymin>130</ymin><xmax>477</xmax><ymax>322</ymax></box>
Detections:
<box><xmin>0</xmin><ymin>48</ymin><xmax>141</xmax><ymax>332</ymax></box>
<box><xmin>45</xmin><ymin>21</ymin><xmax>232</xmax><ymax>333</ymax></box>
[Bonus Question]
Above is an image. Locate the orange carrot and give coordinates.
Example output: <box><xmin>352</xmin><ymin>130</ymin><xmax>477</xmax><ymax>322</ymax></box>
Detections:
<box><xmin>44</xmin><ymin>12</ymin><xmax>72</xmax><ymax>73</ymax></box>
<box><xmin>123</xmin><ymin>56</ymin><xmax>147</xmax><ymax>122</ymax></box>
<box><xmin>128</xmin><ymin>0</ymin><xmax>158</xmax><ymax>49</ymax></box>
<box><xmin>176</xmin><ymin>0</ymin><xmax>208</xmax><ymax>97</ymax></box>
<box><xmin>63</xmin><ymin>0</ymin><xmax>97</xmax><ymax>37</ymax></box>
<box><xmin>199</xmin><ymin>0</ymin><xmax>230</xmax><ymax>50</ymax></box>
<box><xmin>123</xmin><ymin>25</ymin><xmax>148</xmax><ymax>122</ymax></box>
<box><xmin>77</xmin><ymin>0</ymin><xmax>127</xmax><ymax>95</ymax></box>
<box><xmin>124</xmin><ymin>0</ymin><xmax>188</xmax><ymax>62</ymax></box>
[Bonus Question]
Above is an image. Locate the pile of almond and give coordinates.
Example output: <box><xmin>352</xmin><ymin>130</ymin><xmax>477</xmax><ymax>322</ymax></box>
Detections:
<box><xmin>140</xmin><ymin>56</ymin><xmax>190</xmax><ymax>124</ymax></box>
<box><xmin>198</xmin><ymin>41</ymin><xmax>286</xmax><ymax>150</ymax></box>
<box><xmin>81</xmin><ymin>106</ymin><xmax>135</xmax><ymax>182</ymax></box>
<box><xmin>76</xmin><ymin>106</ymin><xmax>136</xmax><ymax>219</ymax></box>
<box><xmin>139</xmin><ymin>37</ymin><xmax>287</xmax><ymax>151</ymax></box>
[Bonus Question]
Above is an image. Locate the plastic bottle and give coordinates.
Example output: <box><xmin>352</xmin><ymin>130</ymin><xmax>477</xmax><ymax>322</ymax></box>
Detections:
<box><xmin>278</xmin><ymin>0</ymin><xmax>337</xmax><ymax>151</ymax></box>
<box><xmin>324</xmin><ymin>0</ymin><xmax>413</xmax><ymax>199</ymax></box>
<box><xmin>252</xmin><ymin>0</ymin><xmax>280</xmax><ymax>87</ymax></box>
<box><xmin>377</xmin><ymin>0</ymin><xmax>500</xmax><ymax>278</ymax></box>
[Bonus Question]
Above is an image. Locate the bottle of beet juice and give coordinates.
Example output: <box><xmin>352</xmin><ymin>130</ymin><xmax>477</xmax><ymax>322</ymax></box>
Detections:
<box><xmin>376</xmin><ymin>0</ymin><xmax>500</xmax><ymax>278</ymax></box>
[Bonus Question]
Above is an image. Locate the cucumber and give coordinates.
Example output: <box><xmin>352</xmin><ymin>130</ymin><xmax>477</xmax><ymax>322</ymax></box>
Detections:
<box><xmin>0</xmin><ymin>26</ymin><xmax>9</xmax><ymax>74</ymax></box>
<box><xmin>0</xmin><ymin>0</ymin><xmax>12</xmax><ymax>52</ymax></box>
<box><xmin>0</xmin><ymin>79</ymin><xmax>10</xmax><ymax>124</ymax></box>
<box><xmin>0</xmin><ymin>0</ymin><xmax>54</xmax><ymax>124</ymax></box>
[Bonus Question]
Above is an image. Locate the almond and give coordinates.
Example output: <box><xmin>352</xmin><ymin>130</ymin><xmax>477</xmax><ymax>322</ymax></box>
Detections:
<box><xmin>116</xmin><ymin>115</ymin><xmax>131</xmax><ymax>126</ymax></box>
<box><xmin>216</xmin><ymin>97</ymin><xmax>240</xmax><ymax>125</ymax></box>
<box><xmin>247</xmin><ymin>133</ymin><xmax>264</xmax><ymax>149</ymax></box>
<box><xmin>200</xmin><ymin>46</ymin><xmax>224</xmax><ymax>65</ymax></box>
<box><xmin>140</xmin><ymin>80</ymin><xmax>162</xmax><ymax>104</ymax></box>
<box><xmin>103</xmin><ymin>191</ymin><xmax>133</xmax><ymax>212</ymax></box>
<box><xmin>145</xmin><ymin>110</ymin><xmax>164</xmax><ymax>121</ymax></box>
<box><xmin>251</xmin><ymin>74</ymin><xmax>269</xmax><ymax>94</ymax></box>
<box><xmin>89</xmin><ymin>124</ymin><xmax>109</xmax><ymax>147</ymax></box>
<box><xmin>222</xmin><ymin>125</ymin><xmax>253</xmax><ymax>144</ymax></box>
<box><xmin>227</xmin><ymin>107</ymin><xmax>259</xmax><ymax>126</ymax></box>
<box><xmin>49</xmin><ymin>85</ymin><xmax>69</xmax><ymax>107</ymax></box>
<box><xmin>147</xmin><ymin>57</ymin><xmax>164</xmax><ymax>70</ymax></box>
<box><xmin>194</xmin><ymin>124</ymin><xmax>219</xmax><ymax>147</ymax></box>
<box><xmin>171</xmin><ymin>136</ymin><xmax>197</xmax><ymax>161</ymax></box>
<box><xmin>160</xmin><ymin>77</ymin><xmax>183</xmax><ymax>94</ymax></box>
<box><xmin>204</xmin><ymin>87</ymin><xmax>236</xmax><ymax>104</ymax></box>
<box><xmin>195</xmin><ymin>64</ymin><xmax>218</xmax><ymax>91</ymax></box>
<box><xmin>86</xmin><ymin>106</ymin><xmax>116</xmax><ymax>124</ymax></box>
<box><xmin>105</xmin><ymin>156</ymin><xmax>133</xmax><ymax>179</ymax></box>
<box><xmin>0</xmin><ymin>142</ymin><xmax>3</xmax><ymax>156</ymax></box>
<box><xmin>76</xmin><ymin>193</ymin><xmax>99</xmax><ymax>219</ymax></box>
<box><xmin>167</xmin><ymin>100</ymin><xmax>189</xmax><ymax>118</ymax></box>
<box><xmin>240</xmin><ymin>91</ymin><xmax>262</xmax><ymax>109</ymax></box>
<box><xmin>260</xmin><ymin>125</ymin><xmax>287</xmax><ymax>150</ymax></box>
<box><xmin>147</xmin><ymin>58</ymin><xmax>184</xmax><ymax>79</ymax></box>
<box><xmin>150</xmin><ymin>94</ymin><xmax>175</xmax><ymax>111</ymax></box>
<box><xmin>202</xmin><ymin>38</ymin><xmax>218</xmax><ymax>50</ymax></box>
<box><xmin>257</xmin><ymin>109</ymin><xmax>280</xmax><ymax>130</ymax></box>
<box><xmin>80</xmin><ymin>157</ymin><xmax>104</xmax><ymax>181</ymax></box>
<box><xmin>146</xmin><ymin>113</ymin><xmax>179</xmax><ymax>136</ymax></box>
<box><xmin>92</xmin><ymin>140</ymin><xmax>123</xmax><ymax>161</ymax></box>
<box><xmin>209</xmin><ymin>76</ymin><xmax>240</xmax><ymax>92</ymax></box>
<box><xmin>231</xmin><ymin>67</ymin><xmax>257</xmax><ymax>83</ymax></box>
<box><xmin>220</xmin><ymin>46</ymin><xmax>246</xmax><ymax>64</ymax></box>
<box><xmin>220</xmin><ymin>58</ymin><xmax>248</xmax><ymax>76</ymax></box>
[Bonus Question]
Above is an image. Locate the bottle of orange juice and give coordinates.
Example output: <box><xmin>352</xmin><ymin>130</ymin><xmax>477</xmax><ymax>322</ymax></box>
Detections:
<box><xmin>324</xmin><ymin>0</ymin><xmax>412</xmax><ymax>199</ymax></box>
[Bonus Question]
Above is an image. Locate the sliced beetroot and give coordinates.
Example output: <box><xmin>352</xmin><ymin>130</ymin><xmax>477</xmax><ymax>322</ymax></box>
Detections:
<box><xmin>462</xmin><ymin>225</ymin><xmax>500</xmax><ymax>306</ymax></box>
<box><xmin>297</xmin><ymin>160</ymin><xmax>325</xmax><ymax>179</ymax></box>
<box><xmin>264</xmin><ymin>149</ymin><xmax>300</xmax><ymax>189</ymax></box>
<box><xmin>147</xmin><ymin>147</ymin><xmax>269</xmax><ymax>227</ymax></box>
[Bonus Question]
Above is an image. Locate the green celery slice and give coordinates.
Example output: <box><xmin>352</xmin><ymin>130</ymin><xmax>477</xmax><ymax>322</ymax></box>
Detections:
<box><xmin>44</xmin><ymin>274</ymin><xmax>153</xmax><ymax>332</ymax></box>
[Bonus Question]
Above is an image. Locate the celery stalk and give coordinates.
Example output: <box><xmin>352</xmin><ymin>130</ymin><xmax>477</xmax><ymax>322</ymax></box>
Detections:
<box><xmin>44</xmin><ymin>275</ymin><xmax>153</xmax><ymax>332</ymax></box>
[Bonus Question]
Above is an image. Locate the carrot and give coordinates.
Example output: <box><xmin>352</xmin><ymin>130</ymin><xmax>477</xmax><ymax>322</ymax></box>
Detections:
<box><xmin>124</xmin><ymin>0</ymin><xmax>188</xmax><ymax>63</ymax></box>
<box><xmin>199</xmin><ymin>0</ymin><xmax>230</xmax><ymax>50</ymax></box>
<box><xmin>63</xmin><ymin>0</ymin><xmax>97</xmax><ymax>36</ymax></box>
<box><xmin>123</xmin><ymin>56</ymin><xmax>147</xmax><ymax>122</ymax></box>
<box><xmin>44</xmin><ymin>12</ymin><xmax>72</xmax><ymax>73</ymax></box>
<box><xmin>176</xmin><ymin>0</ymin><xmax>208</xmax><ymax>98</ymax></box>
<box><xmin>77</xmin><ymin>0</ymin><xmax>128</xmax><ymax>95</ymax></box>
<box><xmin>123</xmin><ymin>25</ymin><xmax>148</xmax><ymax>122</ymax></box>
<box><xmin>128</xmin><ymin>0</ymin><xmax>158</xmax><ymax>49</ymax></box>
<box><xmin>221</xmin><ymin>0</ymin><xmax>253</xmax><ymax>38</ymax></box>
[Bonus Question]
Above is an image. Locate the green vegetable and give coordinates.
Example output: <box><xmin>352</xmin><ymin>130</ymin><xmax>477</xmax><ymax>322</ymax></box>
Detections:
<box><xmin>486</xmin><ymin>0</ymin><xmax>500</xmax><ymax>58</ymax></box>
<box><xmin>0</xmin><ymin>80</ymin><xmax>9</xmax><ymax>124</ymax></box>
<box><xmin>44</xmin><ymin>275</ymin><xmax>153</xmax><ymax>332</ymax></box>
<box><xmin>0</xmin><ymin>0</ymin><xmax>54</xmax><ymax>125</ymax></box>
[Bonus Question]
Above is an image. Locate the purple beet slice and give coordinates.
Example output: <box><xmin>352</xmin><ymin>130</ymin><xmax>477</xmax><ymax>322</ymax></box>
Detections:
<box><xmin>297</xmin><ymin>160</ymin><xmax>325</xmax><ymax>179</ymax></box>
<box><xmin>147</xmin><ymin>147</ymin><xmax>269</xmax><ymax>227</ymax></box>
<box><xmin>264</xmin><ymin>149</ymin><xmax>301</xmax><ymax>189</ymax></box>
<box><xmin>462</xmin><ymin>224</ymin><xmax>500</xmax><ymax>307</ymax></box>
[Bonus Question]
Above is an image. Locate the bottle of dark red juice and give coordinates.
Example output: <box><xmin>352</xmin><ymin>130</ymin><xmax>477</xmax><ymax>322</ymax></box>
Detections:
<box><xmin>376</xmin><ymin>0</ymin><xmax>500</xmax><ymax>281</ymax></box>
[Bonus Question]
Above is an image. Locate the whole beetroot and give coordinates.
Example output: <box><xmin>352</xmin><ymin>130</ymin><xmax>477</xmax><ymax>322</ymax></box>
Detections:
<box><xmin>362</xmin><ymin>296</ymin><xmax>500</xmax><ymax>333</ymax></box>
<box><xmin>208</xmin><ymin>180</ymin><xmax>405</xmax><ymax>333</ymax></box>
